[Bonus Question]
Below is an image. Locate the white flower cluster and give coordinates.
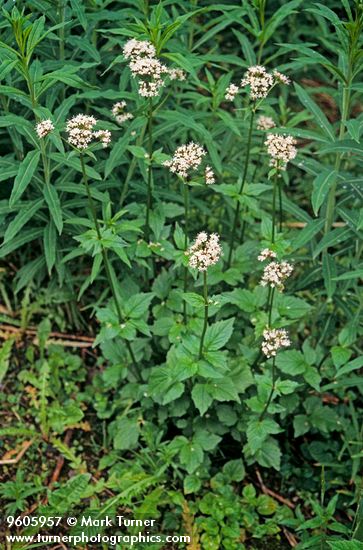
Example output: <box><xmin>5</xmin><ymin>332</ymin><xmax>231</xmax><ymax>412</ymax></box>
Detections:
<box><xmin>163</xmin><ymin>142</ymin><xmax>207</xmax><ymax>179</ymax></box>
<box><xmin>225</xmin><ymin>66</ymin><xmax>290</xmax><ymax>102</ymax></box>
<box><xmin>257</xmin><ymin>115</ymin><xmax>275</xmax><ymax>131</ymax></box>
<box><xmin>168</xmin><ymin>68</ymin><xmax>186</xmax><ymax>81</ymax></box>
<box><xmin>123</xmin><ymin>39</ymin><xmax>185</xmax><ymax>98</ymax></box>
<box><xmin>112</xmin><ymin>101</ymin><xmax>133</xmax><ymax>124</ymax></box>
<box><xmin>36</xmin><ymin>119</ymin><xmax>54</xmax><ymax>138</ymax></box>
<box><xmin>225</xmin><ymin>83</ymin><xmax>239</xmax><ymax>101</ymax></box>
<box><xmin>273</xmin><ymin>70</ymin><xmax>290</xmax><ymax>85</ymax></box>
<box><xmin>66</xmin><ymin>114</ymin><xmax>111</xmax><ymax>149</ymax></box>
<box><xmin>205</xmin><ymin>165</ymin><xmax>215</xmax><ymax>185</ymax></box>
<box><xmin>241</xmin><ymin>66</ymin><xmax>274</xmax><ymax>99</ymax></box>
<box><xmin>188</xmin><ymin>232</ymin><xmax>222</xmax><ymax>271</ymax></box>
<box><xmin>260</xmin><ymin>260</ymin><xmax>293</xmax><ymax>291</ymax></box>
<box><xmin>258</xmin><ymin>248</ymin><xmax>277</xmax><ymax>261</ymax></box>
<box><xmin>262</xmin><ymin>328</ymin><xmax>291</xmax><ymax>358</ymax></box>
<box><xmin>265</xmin><ymin>133</ymin><xmax>297</xmax><ymax>170</ymax></box>
<box><xmin>93</xmin><ymin>130</ymin><xmax>111</xmax><ymax>148</ymax></box>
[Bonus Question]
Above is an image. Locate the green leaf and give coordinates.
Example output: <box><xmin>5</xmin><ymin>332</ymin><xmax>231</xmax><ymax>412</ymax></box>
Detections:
<box><xmin>313</xmin><ymin>228</ymin><xmax>351</xmax><ymax>258</ymax></box>
<box><xmin>183</xmin><ymin>292</ymin><xmax>205</xmax><ymax>308</ymax></box>
<box><xmin>275</xmin><ymin>350</ymin><xmax>307</xmax><ymax>375</ymax></box>
<box><xmin>322</xmin><ymin>252</ymin><xmax>337</xmax><ymax>298</ymax></box>
<box><xmin>124</xmin><ymin>293</ymin><xmax>154</xmax><ymax>318</ymax></box>
<box><xmin>204</xmin><ymin>318</ymin><xmax>234</xmax><ymax>351</ymax></box>
<box><xmin>191</xmin><ymin>383</ymin><xmax>213</xmax><ymax>415</ymax></box>
<box><xmin>9</xmin><ymin>150</ymin><xmax>41</xmax><ymax>206</ymax></box>
<box><xmin>311</xmin><ymin>170</ymin><xmax>337</xmax><ymax>216</ymax></box>
<box><xmin>0</xmin><ymin>228</ymin><xmax>43</xmax><ymax>258</ymax></box>
<box><xmin>208</xmin><ymin>379</ymin><xmax>240</xmax><ymax>402</ymax></box>
<box><xmin>0</xmin><ymin>339</ymin><xmax>14</xmax><ymax>383</ymax></box>
<box><xmin>294</xmin><ymin>83</ymin><xmax>335</xmax><ymax>141</ymax></box>
<box><xmin>183</xmin><ymin>475</ymin><xmax>201</xmax><ymax>494</ymax></box>
<box><xmin>43</xmin><ymin>184</ymin><xmax>63</xmax><ymax>234</ymax></box>
<box><xmin>113</xmin><ymin>416</ymin><xmax>140</xmax><ymax>450</ymax></box>
<box><xmin>247</xmin><ymin>418</ymin><xmax>282</xmax><ymax>453</ymax></box>
<box><xmin>3</xmin><ymin>198</ymin><xmax>44</xmax><ymax>243</ymax></box>
<box><xmin>43</xmin><ymin>222</ymin><xmax>57</xmax><ymax>274</ymax></box>
<box><xmin>223</xmin><ymin>459</ymin><xmax>245</xmax><ymax>482</ymax></box>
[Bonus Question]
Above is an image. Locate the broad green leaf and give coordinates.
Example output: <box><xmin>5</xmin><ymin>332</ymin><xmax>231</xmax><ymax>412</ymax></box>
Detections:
<box><xmin>191</xmin><ymin>383</ymin><xmax>213</xmax><ymax>415</ymax></box>
<box><xmin>204</xmin><ymin>318</ymin><xmax>234</xmax><ymax>351</ymax></box>
<box><xmin>9</xmin><ymin>150</ymin><xmax>41</xmax><ymax>206</ymax></box>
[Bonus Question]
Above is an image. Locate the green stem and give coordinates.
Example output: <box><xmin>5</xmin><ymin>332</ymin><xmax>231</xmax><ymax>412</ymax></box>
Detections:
<box><xmin>278</xmin><ymin>178</ymin><xmax>283</xmax><ymax>232</ymax></box>
<box><xmin>145</xmin><ymin>99</ymin><xmax>153</xmax><ymax>242</ymax></box>
<box><xmin>268</xmin><ymin>287</ymin><xmax>275</xmax><ymax>326</ymax></box>
<box><xmin>183</xmin><ymin>182</ymin><xmax>189</xmax><ymax>324</ymax></box>
<box><xmin>259</xmin><ymin>356</ymin><xmax>276</xmax><ymax>421</ymax></box>
<box><xmin>271</xmin><ymin>172</ymin><xmax>278</xmax><ymax>244</ymax></box>
<box><xmin>120</xmin><ymin>123</ymin><xmax>147</xmax><ymax>206</ymax></box>
<box><xmin>226</xmin><ymin>108</ymin><xmax>255</xmax><ymax>268</ymax></box>
<box><xmin>198</xmin><ymin>271</ymin><xmax>208</xmax><ymax>360</ymax></box>
<box><xmin>79</xmin><ymin>154</ymin><xmax>138</xmax><ymax>374</ymax></box>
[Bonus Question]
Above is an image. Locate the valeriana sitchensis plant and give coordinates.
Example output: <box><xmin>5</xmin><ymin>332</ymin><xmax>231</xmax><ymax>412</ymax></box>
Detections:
<box><xmin>187</xmin><ymin>232</ymin><xmax>222</xmax><ymax>358</ymax></box>
<box><xmin>164</xmin><ymin>142</ymin><xmax>215</xmax><ymax>323</ymax></box>
<box><xmin>257</xmin><ymin>248</ymin><xmax>293</xmax><ymax>420</ymax></box>
<box><xmin>123</xmin><ymin>38</ymin><xmax>185</xmax><ymax>241</ymax></box>
<box><xmin>225</xmin><ymin>66</ymin><xmax>290</xmax><ymax>268</ymax></box>
<box><xmin>53</xmin><ymin>114</ymin><xmax>137</xmax><ymax>371</ymax></box>
<box><xmin>265</xmin><ymin>133</ymin><xmax>297</xmax><ymax>235</ymax></box>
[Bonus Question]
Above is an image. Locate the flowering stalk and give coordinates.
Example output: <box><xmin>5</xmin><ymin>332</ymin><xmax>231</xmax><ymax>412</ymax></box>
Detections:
<box><xmin>198</xmin><ymin>270</ymin><xmax>208</xmax><ymax>360</ymax></box>
<box><xmin>79</xmin><ymin>154</ymin><xmax>138</xmax><ymax>374</ymax></box>
<box><xmin>183</xmin><ymin>182</ymin><xmax>190</xmax><ymax>324</ymax></box>
<box><xmin>226</xmin><ymin>107</ymin><xmax>255</xmax><ymax>268</ymax></box>
<box><xmin>144</xmin><ymin>99</ymin><xmax>153</xmax><ymax>241</ymax></box>
<box><xmin>259</xmin><ymin>356</ymin><xmax>276</xmax><ymax>421</ymax></box>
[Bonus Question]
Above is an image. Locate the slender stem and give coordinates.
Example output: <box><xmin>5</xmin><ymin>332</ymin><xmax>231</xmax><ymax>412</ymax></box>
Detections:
<box><xmin>145</xmin><ymin>99</ymin><xmax>153</xmax><ymax>242</ymax></box>
<box><xmin>278</xmin><ymin>178</ymin><xmax>283</xmax><ymax>232</ymax></box>
<box><xmin>268</xmin><ymin>287</ymin><xmax>275</xmax><ymax>326</ymax></box>
<box><xmin>79</xmin><ymin>154</ymin><xmax>138</xmax><ymax>374</ymax></box>
<box><xmin>183</xmin><ymin>183</ymin><xmax>189</xmax><ymax>324</ymax></box>
<box><xmin>198</xmin><ymin>271</ymin><xmax>208</xmax><ymax>360</ymax></box>
<box><xmin>120</xmin><ymin>123</ymin><xmax>147</xmax><ymax>206</ymax></box>
<box><xmin>271</xmin><ymin>172</ymin><xmax>278</xmax><ymax>244</ymax></box>
<box><xmin>259</xmin><ymin>356</ymin><xmax>276</xmax><ymax>421</ymax></box>
<box><xmin>226</xmin><ymin>108</ymin><xmax>255</xmax><ymax>268</ymax></box>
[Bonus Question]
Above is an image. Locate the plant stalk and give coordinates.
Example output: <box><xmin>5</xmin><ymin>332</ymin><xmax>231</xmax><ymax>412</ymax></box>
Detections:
<box><xmin>145</xmin><ymin>99</ymin><xmax>153</xmax><ymax>242</ymax></box>
<box><xmin>259</xmin><ymin>356</ymin><xmax>276</xmax><ymax>421</ymax></box>
<box><xmin>226</xmin><ymin>108</ymin><xmax>255</xmax><ymax>268</ymax></box>
<box><xmin>79</xmin><ymin>154</ymin><xmax>138</xmax><ymax>374</ymax></box>
<box><xmin>198</xmin><ymin>271</ymin><xmax>208</xmax><ymax>360</ymax></box>
<box><xmin>183</xmin><ymin>182</ymin><xmax>190</xmax><ymax>324</ymax></box>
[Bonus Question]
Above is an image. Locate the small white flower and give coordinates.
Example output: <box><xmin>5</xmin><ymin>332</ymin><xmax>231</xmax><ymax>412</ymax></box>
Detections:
<box><xmin>123</xmin><ymin>38</ymin><xmax>156</xmax><ymax>61</ymax></box>
<box><xmin>241</xmin><ymin>66</ymin><xmax>274</xmax><ymax>100</ymax></box>
<box><xmin>163</xmin><ymin>142</ymin><xmax>207</xmax><ymax>179</ymax></box>
<box><xmin>258</xmin><ymin>248</ymin><xmax>277</xmax><ymax>262</ymax></box>
<box><xmin>93</xmin><ymin>129</ymin><xmax>111</xmax><ymax>148</ymax></box>
<box><xmin>66</xmin><ymin>114</ymin><xmax>97</xmax><ymax>149</ymax></box>
<box><xmin>273</xmin><ymin>70</ymin><xmax>290</xmax><ymax>85</ymax></box>
<box><xmin>225</xmin><ymin>83</ymin><xmax>239</xmax><ymax>101</ymax></box>
<box><xmin>188</xmin><ymin>232</ymin><xmax>222</xmax><ymax>272</ymax></box>
<box><xmin>168</xmin><ymin>68</ymin><xmax>186</xmax><ymax>81</ymax></box>
<box><xmin>112</xmin><ymin>101</ymin><xmax>133</xmax><ymax>124</ymax></box>
<box><xmin>262</xmin><ymin>328</ymin><xmax>291</xmax><ymax>358</ymax></box>
<box><xmin>260</xmin><ymin>260</ymin><xmax>293</xmax><ymax>291</ymax></box>
<box><xmin>265</xmin><ymin>133</ymin><xmax>297</xmax><ymax>170</ymax></box>
<box><xmin>36</xmin><ymin>119</ymin><xmax>54</xmax><ymax>138</ymax></box>
<box><xmin>205</xmin><ymin>165</ymin><xmax>215</xmax><ymax>185</ymax></box>
<box><xmin>257</xmin><ymin>115</ymin><xmax>275</xmax><ymax>131</ymax></box>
